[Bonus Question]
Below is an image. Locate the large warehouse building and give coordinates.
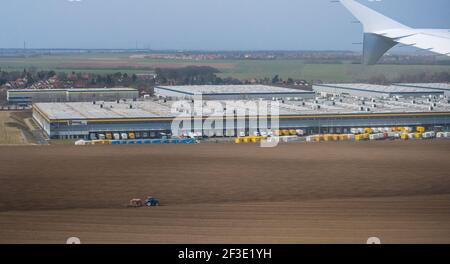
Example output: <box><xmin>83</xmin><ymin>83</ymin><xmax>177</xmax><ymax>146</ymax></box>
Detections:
<box><xmin>154</xmin><ymin>85</ymin><xmax>315</xmax><ymax>100</ymax></box>
<box><xmin>7</xmin><ymin>88</ymin><xmax>139</xmax><ymax>105</ymax></box>
<box><xmin>33</xmin><ymin>93</ymin><xmax>450</xmax><ymax>139</ymax></box>
<box><xmin>313</xmin><ymin>83</ymin><xmax>444</xmax><ymax>98</ymax></box>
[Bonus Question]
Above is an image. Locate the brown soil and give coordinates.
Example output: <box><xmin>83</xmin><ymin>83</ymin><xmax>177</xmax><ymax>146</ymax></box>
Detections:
<box><xmin>0</xmin><ymin>141</ymin><xmax>449</xmax><ymax>243</ymax></box>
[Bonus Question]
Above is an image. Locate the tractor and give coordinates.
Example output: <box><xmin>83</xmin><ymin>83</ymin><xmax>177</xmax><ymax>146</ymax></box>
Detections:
<box><xmin>145</xmin><ymin>196</ymin><xmax>160</xmax><ymax>206</ymax></box>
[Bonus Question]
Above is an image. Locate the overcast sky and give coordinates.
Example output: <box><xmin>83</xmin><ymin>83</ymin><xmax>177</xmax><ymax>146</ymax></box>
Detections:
<box><xmin>2</xmin><ymin>0</ymin><xmax>449</xmax><ymax>50</ymax></box>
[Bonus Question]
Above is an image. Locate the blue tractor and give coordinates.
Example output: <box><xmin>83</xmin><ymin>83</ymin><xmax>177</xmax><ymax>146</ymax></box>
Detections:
<box><xmin>145</xmin><ymin>196</ymin><xmax>160</xmax><ymax>206</ymax></box>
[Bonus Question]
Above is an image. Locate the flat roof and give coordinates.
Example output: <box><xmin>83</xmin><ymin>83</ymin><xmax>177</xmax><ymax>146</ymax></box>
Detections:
<box><xmin>156</xmin><ymin>85</ymin><xmax>314</xmax><ymax>96</ymax></box>
<box><xmin>314</xmin><ymin>83</ymin><xmax>444</xmax><ymax>95</ymax></box>
<box><xmin>34</xmin><ymin>94</ymin><xmax>450</xmax><ymax>122</ymax></box>
<box><xmin>34</xmin><ymin>101</ymin><xmax>172</xmax><ymax>120</ymax></box>
<box><xmin>8</xmin><ymin>88</ymin><xmax>137</xmax><ymax>93</ymax></box>
<box><xmin>8</xmin><ymin>89</ymin><xmax>67</xmax><ymax>93</ymax></box>
<box><xmin>395</xmin><ymin>83</ymin><xmax>450</xmax><ymax>91</ymax></box>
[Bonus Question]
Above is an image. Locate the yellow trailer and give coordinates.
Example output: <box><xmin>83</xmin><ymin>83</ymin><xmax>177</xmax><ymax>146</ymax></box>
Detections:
<box><xmin>281</xmin><ymin>130</ymin><xmax>290</xmax><ymax>136</ymax></box>
<box><xmin>273</xmin><ymin>130</ymin><xmax>281</xmax><ymax>136</ymax></box>
<box><xmin>250</xmin><ymin>137</ymin><xmax>260</xmax><ymax>143</ymax></box>
<box><xmin>355</xmin><ymin>134</ymin><xmax>369</xmax><ymax>141</ymax></box>
<box><xmin>92</xmin><ymin>140</ymin><xmax>110</xmax><ymax>145</ymax></box>
<box><xmin>339</xmin><ymin>134</ymin><xmax>348</xmax><ymax>141</ymax></box>
<box><xmin>364</xmin><ymin>128</ymin><xmax>373</xmax><ymax>134</ymax></box>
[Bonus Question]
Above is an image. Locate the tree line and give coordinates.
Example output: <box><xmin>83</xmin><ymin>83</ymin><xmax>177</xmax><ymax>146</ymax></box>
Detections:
<box><xmin>1</xmin><ymin>66</ymin><xmax>449</xmax><ymax>94</ymax></box>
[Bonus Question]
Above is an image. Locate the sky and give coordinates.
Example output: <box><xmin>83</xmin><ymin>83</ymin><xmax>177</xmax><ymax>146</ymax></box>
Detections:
<box><xmin>2</xmin><ymin>0</ymin><xmax>450</xmax><ymax>51</ymax></box>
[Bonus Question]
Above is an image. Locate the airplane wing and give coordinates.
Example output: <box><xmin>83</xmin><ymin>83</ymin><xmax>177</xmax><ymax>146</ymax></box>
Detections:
<box><xmin>379</xmin><ymin>29</ymin><xmax>450</xmax><ymax>56</ymax></box>
<box><xmin>340</xmin><ymin>0</ymin><xmax>450</xmax><ymax>64</ymax></box>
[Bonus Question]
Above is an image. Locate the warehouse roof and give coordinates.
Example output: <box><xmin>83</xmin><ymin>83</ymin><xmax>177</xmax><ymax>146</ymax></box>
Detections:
<box><xmin>33</xmin><ymin>94</ymin><xmax>450</xmax><ymax>122</ymax></box>
<box><xmin>395</xmin><ymin>83</ymin><xmax>450</xmax><ymax>91</ymax></box>
<box><xmin>156</xmin><ymin>85</ymin><xmax>314</xmax><ymax>95</ymax></box>
<box><xmin>314</xmin><ymin>83</ymin><xmax>444</xmax><ymax>95</ymax></box>
<box><xmin>34</xmin><ymin>101</ymin><xmax>172</xmax><ymax>120</ymax></box>
<box><xmin>8</xmin><ymin>88</ymin><xmax>137</xmax><ymax>93</ymax></box>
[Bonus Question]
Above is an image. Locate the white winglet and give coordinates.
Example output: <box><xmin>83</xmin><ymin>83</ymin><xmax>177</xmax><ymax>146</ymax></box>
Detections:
<box><xmin>340</xmin><ymin>0</ymin><xmax>450</xmax><ymax>64</ymax></box>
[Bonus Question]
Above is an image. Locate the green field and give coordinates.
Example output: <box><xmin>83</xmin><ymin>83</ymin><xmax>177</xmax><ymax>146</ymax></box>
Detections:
<box><xmin>1</xmin><ymin>53</ymin><xmax>449</xmax><ymax>82</ymax></box>
<box><xmin>216</xmin><ymin>60</ymin><xmax>450</xmax><ymax>82</ymax></box>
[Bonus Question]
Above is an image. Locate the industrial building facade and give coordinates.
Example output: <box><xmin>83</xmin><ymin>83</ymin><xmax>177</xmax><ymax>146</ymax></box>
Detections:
<box><xmin>33</xmin><ymin>110</ymin><xmax>450</xmax><ymax>140</ymax></box>
<box><xmin>154</xmin><ymin>85</ymin><xmax>315</xmax><ymax>100</ymax></box>
<box><xmin>33</xmin><ymin>96</ymin><xmax>450</xmax><ymax>139</ymax></box>
<box><xmin>7</xmin><ymin>88</ymin><xmax>139</xmax><ymax>105</ymax></box>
